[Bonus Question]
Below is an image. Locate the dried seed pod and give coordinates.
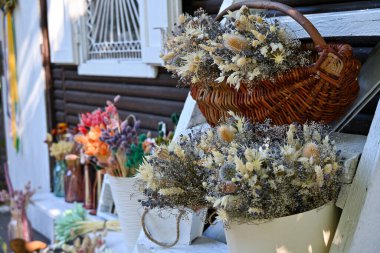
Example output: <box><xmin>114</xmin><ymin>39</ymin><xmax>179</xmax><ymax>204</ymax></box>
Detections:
<box><xmin>221</xmin><ymin>182</ymin><xmax>238</xmax><ymax>194</ymax></box>
<box><xmin>302</xmin><ymin>142</ymin><xmax>320</xmax><ymax>159</ymax></box>
<box><xmin>218</xmin><ymin>125</ymin><xmax>236</xmax><ymax>143</ymax></box>
<box><xmin>223</xmin><ymin>34</ymin><xmax>250</xmax><ymax>53</ymax></box>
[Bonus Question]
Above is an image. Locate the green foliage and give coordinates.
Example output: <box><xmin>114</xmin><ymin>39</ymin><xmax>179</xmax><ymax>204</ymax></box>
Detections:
<box><xmin>55</xmin><ymin>204</ymin><xmax>86</xmax><ymax>243</ymax></box>
<box><xmin>125</xmin><ymin>134</ymin><xmax>147</xmax><ymax>170</ymax></box>
<box><xmin>170</xmin><ymin>113</ymin><xmax>180</xmax><ymax>127</ymax></box>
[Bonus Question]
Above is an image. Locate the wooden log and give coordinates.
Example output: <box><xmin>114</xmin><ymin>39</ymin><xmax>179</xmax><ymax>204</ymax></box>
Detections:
<box><xmin>54</xmin><ymin>90</ymin><xmax>64</xmax><ymax>99</ymax></box>
<box><xmin>330</xmin><ymin>99</ymin><xmax>380</xmax><ymax>253</ymax></box>
<box><xmin>53</xmin><ymin>80</ymin><xmax>63</xmax><ymax>89</ymax></box>
<box><xmin>62</xmin><ymin>91</ymin><xmax>184</xmax><ymax>117</ymax></box>
<box><xmin>55</xmin><ymin>112</ymin><xmax>65</xmax><ymax>123</ymax></box>
<box><xmin>63</xmin><ymin>103</ymin><xmax>175</xmax><ymax>131</ymax></box>
<box><xmin>62</xmin><ymin>80</ymin><xmax>189</xmax><ymax>101</ymax></box>
<box><xmin>53</xmin><ymin>67</ymin><xmax>179</xmax><ymax>87</ymax></box>
<box><xmin>54</xmin><ymin>100</ymin><xmax>64</xmax><ymax>111</ymax></box>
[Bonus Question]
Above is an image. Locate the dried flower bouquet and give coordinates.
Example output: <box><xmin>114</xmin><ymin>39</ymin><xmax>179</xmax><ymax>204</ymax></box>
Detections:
<box><xmin>138</xmin><ymin>114</ymin><xmax>343</xmax><ymax>225</ymax></box>
<box><xmin>74</xmin><ymin>96</ymin><xmax>143</xmax><ymax>177</ymax></box>
<box><xmin>137</xmin><ymin>134</ymin><xmax>210</xmax><ymax>211</ymax></box>
<box><xmin>162</xmin><ymin>6</ymin><xmax>310</xmax><ymax>90</ymax></box>
<box><xmin>200</xmin><ymin>115</ymin><xmax>343</xmax><ymax>224</ymax></box>
<box><xmin>45</xmin><ymin>123</ymin><xmax>76</xmax><ymax>161</ymax></box>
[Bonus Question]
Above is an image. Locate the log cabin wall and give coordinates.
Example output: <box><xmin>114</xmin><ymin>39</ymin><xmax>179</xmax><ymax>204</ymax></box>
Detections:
<box><xmin>52</xmin><ymin>0</ymin><xmax>380</xmax><ymax>135</ymax></box>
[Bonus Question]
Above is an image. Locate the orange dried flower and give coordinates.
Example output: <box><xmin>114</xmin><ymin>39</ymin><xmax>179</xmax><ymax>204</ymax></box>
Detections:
<box><xmin>74</xmin><ymin>126</ymin><xmax>110</xmax><ymax>163</ymax></box>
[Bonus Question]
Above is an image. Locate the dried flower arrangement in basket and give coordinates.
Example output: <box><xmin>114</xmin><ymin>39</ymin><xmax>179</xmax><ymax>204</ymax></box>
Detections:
<box><xmin>162</xmin><ymin>2</ymin><xmax>360</xmax><ymax>126</ymax></box>
<box><xmin>200</xmin><ymin>114</ymin><xmax>343</xmax><ymax>224</ymax></box>
<box><xmin>138</xmin><ymin>113</ymin><xmax>343</xmax><ymax>225</ymax></box>
<box><xmin>136</xmin><ymin>135</ymin><xmax>210</xmax><ymax>211</ymax></box>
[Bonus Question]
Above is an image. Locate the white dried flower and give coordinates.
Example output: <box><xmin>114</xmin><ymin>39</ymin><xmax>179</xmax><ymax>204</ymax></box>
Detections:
<box><xmin>226</xmin><ymin>72</ymin><xmax>242</xmax><ymax>89</ymax></box>
<box><xmin>212</xmin><ymin>150</ymin><xmax>225</xmax><ymax>165</ymax></box>
<box><xmin>260</xmin><ymin>46</ymin><xmax>269</xmax><ymax>57</ymax></box>
<box><xmin>314</xmin><ymin>165</ymin><xmax>324</xmax><ymax>187</ymax></box>
<box><xmin>247</xmin><ymin>68</ymin><xmax>261</xmax><ymax>80</ymax></box>
<box><xmin>216</xmin><ymin>209</ymin><xmax>229</xmax><ymax>224</ymax></box>
<box><xmin>235</xmin><ymin>156</ymin><xmax>247</xmax><ymax>174</ymax></box>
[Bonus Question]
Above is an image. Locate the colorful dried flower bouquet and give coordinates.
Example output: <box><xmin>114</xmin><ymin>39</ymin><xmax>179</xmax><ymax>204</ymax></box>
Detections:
<box><xmin>138</xmin><ymin>114</ymin><xmax>343</xmax><ymax>225</ymax></box>
<box><xmin>74</xmin><ymin>96</ymin><xmax>144</xmax><ymax>177</ymax></box>
<box><xmin>162</xmin><ymin>6</ymin><xmax>310</xmax><ymax>90</ymax></box>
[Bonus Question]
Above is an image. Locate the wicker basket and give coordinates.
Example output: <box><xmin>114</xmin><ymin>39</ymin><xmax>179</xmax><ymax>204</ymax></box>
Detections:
<box><xmin>190</xmin><ymin>1</ymin><xmax>360</xmax><ymax>126</ymax></box>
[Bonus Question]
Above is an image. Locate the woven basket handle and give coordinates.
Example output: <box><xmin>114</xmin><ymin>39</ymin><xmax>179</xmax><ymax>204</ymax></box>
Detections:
<box><xmin>215</xmin><ymin>1</ymin><xmax>327</xmax><ymax>48</ymax></box>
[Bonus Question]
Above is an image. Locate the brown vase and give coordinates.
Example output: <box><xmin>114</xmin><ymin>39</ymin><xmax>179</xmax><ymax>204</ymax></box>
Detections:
<box><xmin>64</xmin><ymin>154</ymin><xmax>84</xmax><ymax>203</ymax></box>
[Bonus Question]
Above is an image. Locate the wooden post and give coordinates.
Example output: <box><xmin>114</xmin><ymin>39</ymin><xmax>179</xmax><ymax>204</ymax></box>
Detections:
<box><xmin>39</xmin><ymin>0</ymin><xmax>55</xmax><ymax>190</ymax></box>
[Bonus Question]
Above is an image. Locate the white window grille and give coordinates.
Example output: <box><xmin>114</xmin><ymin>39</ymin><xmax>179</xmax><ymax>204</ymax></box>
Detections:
<box><xmin>49</xmin><ymin>0</ymin><xmax>182</xmax><ymax>77</ymax></box>
<box><xmin>85</xmin><ymin>0</ymin><xmax>142</xmax><ymax>60</ymax></box>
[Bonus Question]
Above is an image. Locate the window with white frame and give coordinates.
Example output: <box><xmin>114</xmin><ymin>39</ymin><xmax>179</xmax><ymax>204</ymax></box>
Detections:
<box><xmin>48</xmin><ymin>0</ymin><xmax>182</xmax><ymax>78</ymax></box>
<box><xmin>85</xmin><ymin>0</ymin><xmax>141</xmax><ymax>60</ymax></box>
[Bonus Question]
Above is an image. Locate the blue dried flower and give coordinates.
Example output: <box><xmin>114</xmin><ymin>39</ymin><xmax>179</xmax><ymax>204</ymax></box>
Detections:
<box><xmin>219</xmin><ymin>163</ymin><xmax>236</xmax><ymax>182</ymax></box>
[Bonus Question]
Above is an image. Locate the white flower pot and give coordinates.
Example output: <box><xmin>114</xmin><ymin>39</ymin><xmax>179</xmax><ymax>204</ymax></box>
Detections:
<box><xmin>139</xmin><ymin>208</ymin><xmax>207</xmax><ymax>247</ymax></box>
<box><xmin>108</xmin><ymin>175</ymin><xmax>143</xmax><ymax>252</ymax></box>
<box><xmin>225</xmin><ymin>202</ymin><xmax>339</xmax><ymax>253</ymax></box>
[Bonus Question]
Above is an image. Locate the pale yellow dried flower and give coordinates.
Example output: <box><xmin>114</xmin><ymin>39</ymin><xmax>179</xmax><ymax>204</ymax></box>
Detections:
<box><xmin>236</xmin><ymin>57</ymin><xmax>247</xmax><ymax>67</ymax></box>
<box><xmin>161</xmin><ymin>51</ymin><xmax>176</xmax><ymax>61</ymax></box>
<box><xmin>251</xmin><ymin>40</ymin><xmax>261</xmax><ymax>48</ymax></box>
<box><xmin>199</xmin><ymin>44</ymin><xmax>216</xmax><ymax>52</ymax></box>
<box><xmin>272</xmin><ymin>52</ymin><xmax>285</xmax><ymax>64</ymax></box>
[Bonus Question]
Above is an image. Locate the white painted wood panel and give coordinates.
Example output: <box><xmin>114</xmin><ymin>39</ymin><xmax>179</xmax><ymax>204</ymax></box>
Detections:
<box><xmin>330</xmin><ymin>99</ymin><xmax>380</xmax><ymax>253</ymax></box>
<box><xmin>278</xmin><ymin>9</ymin><xmax>380</xmax><ymax>38</ymax></box>
<box><xmin>78</xmin><ymin>59</ymin><xmax>157</xmax><ymax>78</ymax></box>
<box><xmin>48</xmin><ymin>0</ymin><xmax>80</xmax><ymax>64</ymax></box>
<box><xmin>348</xmin><ymin>148</ymin><xmax>380</xmax><ymax>253</ymax></box>
<box><xmin>139</xmin><ymin>0</ymin><xmax>182</xmax><ymax>65</ymax></box>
